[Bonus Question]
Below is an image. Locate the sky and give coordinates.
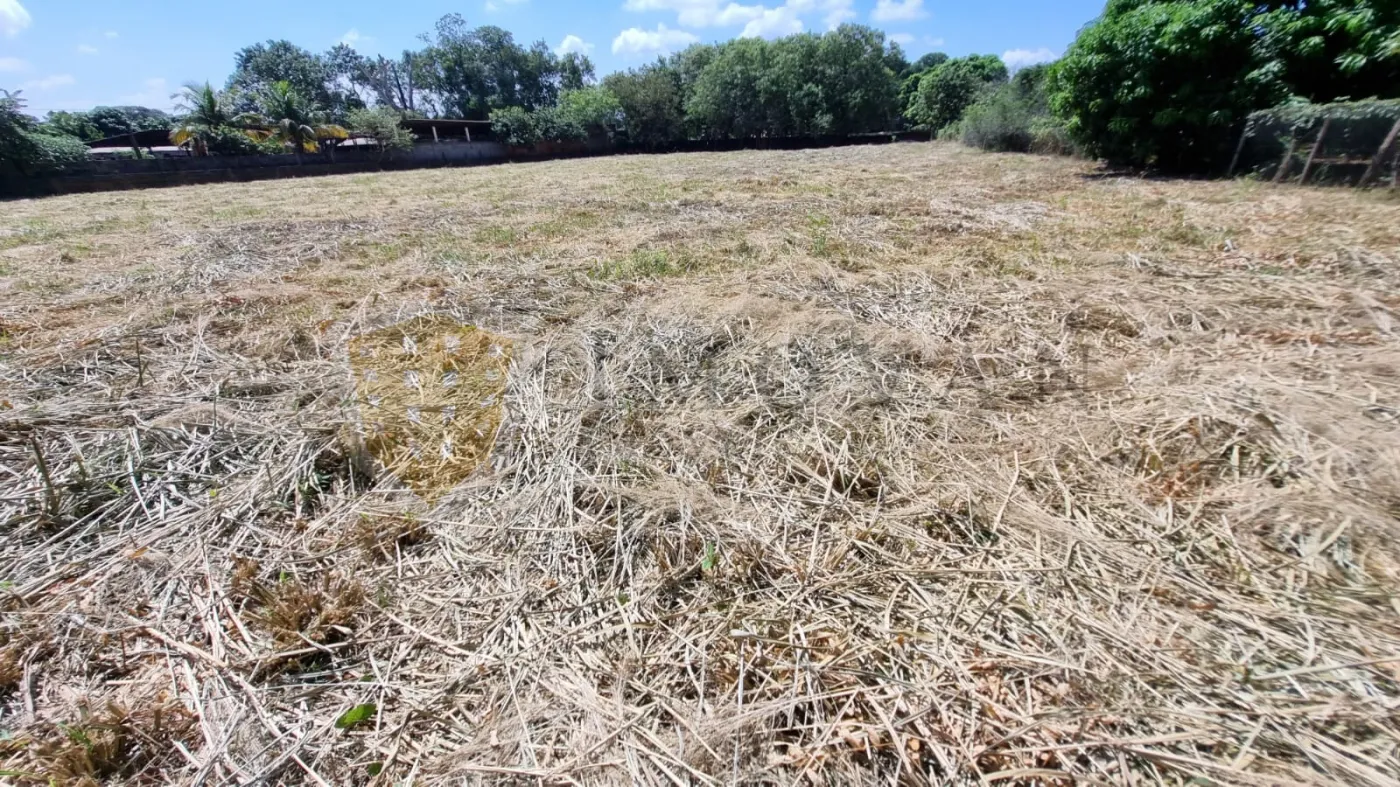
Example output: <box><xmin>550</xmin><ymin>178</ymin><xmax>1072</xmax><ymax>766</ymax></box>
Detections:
<box><xmin>0</xmin><ymin>0</ymin><xmax>1105</xmax><ymax>116</ymax></box>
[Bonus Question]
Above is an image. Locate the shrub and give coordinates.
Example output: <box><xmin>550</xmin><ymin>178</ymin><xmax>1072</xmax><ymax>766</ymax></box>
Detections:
<box><xmin>957</xmin><ymin>86</ymin><xmax>1035</xmax><ymax>152</ymax></box>
<box><xmin>559</xmin><ymin>86</ymin><xmax>624</xmax><ymax>140</ymax></box>
<box><xmin>489</xmin><ymin>105</ymin><xmax>586</xmax><ymax>147</ymax></box>
<box><xmin>490</xmin><ymin>106</ymin><xmax>538</xmax><ymax>146</ymax></box>
<box><xmin>26</xmin><ymin>133</ymin><xmax>90</xmax><ymax>170</ymax></box>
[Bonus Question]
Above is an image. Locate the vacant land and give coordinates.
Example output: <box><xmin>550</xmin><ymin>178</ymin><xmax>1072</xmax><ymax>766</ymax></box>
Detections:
<box><xmin>2</xmin><ymin>144</ymin><xmax>1399</xmax><ymax>785</ymax></box>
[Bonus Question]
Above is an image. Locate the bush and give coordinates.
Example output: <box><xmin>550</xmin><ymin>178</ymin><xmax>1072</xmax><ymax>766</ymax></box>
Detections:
<box><xmin>957</xmin><ymin>86</ymin><xmax>1035</xmax><ymax>152</ymax></box>
<box><xmin>489</xmin><ymin>105</ymin><xmax>586</xmax><ymax>147</ymax></box>
<box><xmin>490</xmin><ymin>106</ymin><xmax>539</xmax><ymax>146</ymax></box>
<box><xmin>25</xmin><ymin>132</ymin><xmax>90</xmax><ymax>171</ymax></box>
<box><xmin>558</xmin><ymin>87</ymin><xmax>624</xmax><ymax>140</ymax></box>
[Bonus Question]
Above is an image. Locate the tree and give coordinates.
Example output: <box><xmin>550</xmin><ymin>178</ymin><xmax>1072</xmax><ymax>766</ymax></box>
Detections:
<box><xmin>559</xmin><ymin>53</ymin><xmax>596</xmax><ymax>92</ymax></box>
<box><xmin>249</xmin><ymin>81</ymin><xmax>349</xmax><ymax>161</ymax></box>
<box><xmin>41</xmin><ymin>111</ymin><xmax>101</xmax><ymax>141</ymax></box>
<box><xmin>228</xmin><ymin>40</ymin><xmax>361</xmax><ymax>121</ymax></box>
<box><xmin>907</xmin><ymin>55</ymin><xmax>1008</xmax><ymax>130</ymax></box>
<box><xmin>346</xmin><ymin>107</ymin><xmax>415</xmax><ymax>159</ymax></box>
<box><xmin>559</xmin><ymin>86</ymin><xmax>624</xmax><ymax>139</ymax></box>
<box><xmin>170</xmin><ymin>82</ymin><xmax>261</xmax><ymax>156</ymax></box>
<box><xmin>1</xmin><ymin>90</ymin><xmax>89</xmax><ymax>176</ymax></box>
<box><xmin>1048</xmin><ymin>0</ymin><xmax>1400</xmax><ymax>171</ymax></box>
<box><xmin>905</xmin><ymin>52</ymin><xmax>949</xmax><ymax>77</ymax></box>
<box><xmin>1049</xmin><ymin>0</ymin><xmax>1281</xmax><ymax>171</ymax></box>
<box><xmin>603</xmin><ymin>64</ymin><xmax>685</xmax><ymax>149</ymax></box>
<box><xmin>417</xmin><ymin>15</ymin><xmax>565</xmax><ymax>120</ymax></box>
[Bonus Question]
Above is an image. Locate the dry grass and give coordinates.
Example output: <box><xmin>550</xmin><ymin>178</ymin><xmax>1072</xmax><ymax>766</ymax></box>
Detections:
<box><xmin>2</xmin><ymin>143</ymin><xmax>1399</xmax><ymax>785</ymax></box>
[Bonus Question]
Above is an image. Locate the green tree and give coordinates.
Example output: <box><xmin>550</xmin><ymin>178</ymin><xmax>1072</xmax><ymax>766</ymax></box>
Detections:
<box><xmin>907</xmin><ymin>55</ymin><xmax>1008</xmax><ymax>130</ymax></box>
<box><xmin>249</xmin><ymin>81</ymin><xmax>349</xmax><ymax>161</ymax></box>
<box><xmin>40</xmin><ymin>111</ymin><xmax>101</xmax><ymax>141</ymax></box>
<box><xmin>170</xmin><ymin>82</ymin><xmax>262</xmax><ymax>156</ymax></box>
<box><xmin>1049</xmin><ymin>0</ymin><xmax>1400</xmax><ymax>171</ymax></box>
<box><xmin>347</xmin><ymin>107</ymin><xmax>415</xmax><ymax>159</ymax></box>
<box><xmin>603</xmin><ymin>64</ymin><xmax>685</xmax><ymax>149</ymax></box>
<box><xmin>559</xmin><ymin>52</ymin><xmax>596</xmax><ymax>92</ymax></box>
<box><xmin>228</xmin><ymin>40</ymin><xmax>361</xmax><ymax>120</ymax></box>
<box><xmin>417</xmin><ymin>15</ymin><xmax>565</xmax><ymax>119</ymax></box>
<box><xmin>559</xmin><ymin>86</ymin><xmax>624</xmax><ymax>139</ymax></box>
<box><xmin>1</xmin><ymin>90</ymin><xmax>89</xmax><ymax>176</ymax></box>
<box><xmin>1049</xmin><ymin>0</ymin><xmax>1281</xmax><ymax>171</ymax></box>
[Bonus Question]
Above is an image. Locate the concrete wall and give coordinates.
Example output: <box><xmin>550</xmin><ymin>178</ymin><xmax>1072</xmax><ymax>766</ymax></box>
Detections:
<box><xmin>1</xmin><ymin>133</ymin><xmax>928</xmax><ymax>198</ymax></box>
<box><xmin>0</xmin><ymin>141</ymin><xmax>510</xmax><ymax>198</ymax></box>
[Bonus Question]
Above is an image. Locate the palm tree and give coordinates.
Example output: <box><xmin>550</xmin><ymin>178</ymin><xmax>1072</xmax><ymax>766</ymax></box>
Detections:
<box><xmin>169</xmin><ymin>82</ymin><xmax>259</xmax><ymax>156</ymax></box>
<box><xmin>250</xmin><ymin>81</ymin><xmax>348</xmax><ymax>163</ymax></box>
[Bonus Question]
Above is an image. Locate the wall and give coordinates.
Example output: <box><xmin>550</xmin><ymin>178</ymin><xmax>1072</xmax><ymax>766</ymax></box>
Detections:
<box><xmin>0</xmin><ymin>141</ymin><xmax>509</xmax><ymax>198</ymax></box>
<box><xmin>1</xmin><ymin>133</ymin><xmax>929</xmax><ymax>198</ymax></box>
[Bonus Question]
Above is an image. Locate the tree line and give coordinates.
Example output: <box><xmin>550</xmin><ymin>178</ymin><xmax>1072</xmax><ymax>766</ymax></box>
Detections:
<box><xmin>3</xmin><ymin>1</ymin><xmax>1398</xmax><ymax>177</ymax></box>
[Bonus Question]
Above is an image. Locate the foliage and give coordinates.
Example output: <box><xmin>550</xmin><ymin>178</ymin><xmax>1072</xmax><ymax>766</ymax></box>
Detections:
<box><xmin>955</xmin><ymin>85</ymin><xmax>1037</xmax><ymax>152</ymax></box>
<box><xmin>347</xmin><ymin>107</ymin><xmax>415</xmax><ymax>155</ymax></box>
<box><xmin>559</xmin><ymin>53</ymin><xmax>596</xmax><ymax>92</ymax></box>
<box><xmin>1245</xmin><ymin>97</ymin><xmax>1400</xmax><ymax>132</ymax></box>
<box><xmin>558</xmin><ymin>87</ymin><xmax>624</xmax><ymax>139</ymax></box>
<box><xmin>681</xmin><ymin>25</ymin><xmax>902</xmax><ymax>140</ymax></box>
<box><xmin>907</xmin><ymin>54</ymin><xmax>1009</xmax><ymax>131</ymax></box>
<box><xmin>1049</xmin><ymin>0</ymin><xmax>1400</xmax><ymax>172</ymax></box>
<box><xmin>1</xmin><ymin>90</ymin><xmax>90</xmax><ymax>176</ymax></box>
<box><xmin>228</xmin><ymin>40</ymin><xmax>361</xmax><ymax>121</ymax></box>
<box><xmin>36</xmin><ymin>106</ymin><xmax>170</xmax><ymax>142</ymax></box>
<box><xmin>489</xmin><ymin>105</ymin><xmax>584</xmax><ymax>146</ymax></box>
<box><xmin>249</xmin><ymin>82</ymin><xmax>349</xmax><ymax>154</ymax></box>
<box><xmin>416</xmin><ymin>15</ymin><xmax>577</xmax><ymax>120</ymax></box>
<box><xmin>602</xmin><ymin>65</ymin><xmax>685</xmax><ymax>149</ymax></box>
<box><xmin>40</xmin><ymin>111</ymin><xmax>101</xmax><ymax>141</ymax></box>
<box><xmin>170</xmin><ymin>82</ymin><xmax>263</xmax><ymax>156</ymax></box>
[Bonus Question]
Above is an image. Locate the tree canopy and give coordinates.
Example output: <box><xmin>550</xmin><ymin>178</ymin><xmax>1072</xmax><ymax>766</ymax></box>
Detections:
<box><xmin>1050</xmin><ymin>0</ymin><xmax>1400</xmax><ymax>170</ymax></box>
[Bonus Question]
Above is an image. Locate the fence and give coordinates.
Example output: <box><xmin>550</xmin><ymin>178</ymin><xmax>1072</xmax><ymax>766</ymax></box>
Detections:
<box><xmin>1228</xmin><ymin>99</ymin><xmax>1400</xmax><ymax>187</ymax></box>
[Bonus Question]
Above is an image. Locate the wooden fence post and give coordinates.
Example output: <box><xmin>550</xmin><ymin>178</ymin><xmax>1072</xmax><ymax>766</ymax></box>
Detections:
<box><xmin>1299</xmin><ymin>117</ymin><xmax>1330</xmax><ymax>184</ymax></box>
<box><xmin>1272</xmin><ymin>135</ymin><xmax>1299</xmax><ymax>184</ymax></box>
<box><xmin>1226</xmin><ymin>125</ymin><xmax>1250</xmax><ymax>178</ymax></box>
<box><xmin>1360</xmin><ymin>117</ymin><xmax>1400</xmax><ymax>187</ymax></box>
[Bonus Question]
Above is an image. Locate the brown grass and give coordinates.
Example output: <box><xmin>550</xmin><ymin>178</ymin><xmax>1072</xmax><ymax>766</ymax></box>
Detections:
<box><xmin>2</xmin><ymin>143</ymin><xmax>1399</xmax><ymax>785</ymax></box>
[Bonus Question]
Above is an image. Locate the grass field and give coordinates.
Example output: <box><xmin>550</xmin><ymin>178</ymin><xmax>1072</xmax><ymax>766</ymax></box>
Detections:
<box><xmin>2</xmin><ymin>143</ymin><xmax>1400</xmax><ymax>785</ymax></box>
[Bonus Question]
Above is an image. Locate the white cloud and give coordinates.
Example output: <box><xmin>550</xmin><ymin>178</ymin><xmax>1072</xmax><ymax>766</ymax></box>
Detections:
<box><xmin>1</xmin><ymin>0</ymin><xmax>31</xmax><ymax>37</ymax></box>
<box><xmin>741</xmin><ymin>5</ymin><xmax>802</xmax><ymax>38</ymax></box>
<box><xmin>1001</xmin><ymin>47</ymin><xmax>1057</xmax><ymax>70</ymax></box>
<box><xmin>485</xmin><ymin>0</ymin><xmax>527</xmax><ymax>9</ymax></box>
<box><xmin>624</xmin><ymin>0</ymin><xmax>849</xmax><ymax>30</ymax></box>
<box><xmin>926</xmin><ymin>36</ymin><xmax>944</xmax><ymax>47</ymax></box>
<box><xmin>103</xmin><ymin>30</ymin><xmax>119</xmax><ymax>38</ymax></box>
<box><xmin>120</xmin><ymin>77</ymin><xmax>173</xmax><ymax>109</ymax></box>
<box><xmin>871</xmin><ymin>0</ymin><xmax>925</xmax><ymax>23</ymax></box>
<box><xmin>556</xmin><ymin>34</ymin><xmax>595</xmax><ymax>56</ymax></box>
<box><xmin>77</xmin><ymin>44</ymin><xmax>99</xmax><ymax>55</ymax></box>
<box><xmin>888</xmin><ymin>32</ymin><xmax>914</xmax><ymax>46</ymax></box>
<box><xmin>612</xmin><ymin>23</ymin><xmax>700</xmax><ymax>56</ymax></box>
<box><xmin>0</xmin><ymin>55</ymin><xmax>28</xmax><ymax>72</ymax></box>
<box><xmin>22</xmin><ymin>74</ymin><xmax>76</xmax><ymax>91</ymax></box>
<box><xmin>340</xmin><ymin>28</ymin><xmax>373</xmax><ymax>47</ymax></box>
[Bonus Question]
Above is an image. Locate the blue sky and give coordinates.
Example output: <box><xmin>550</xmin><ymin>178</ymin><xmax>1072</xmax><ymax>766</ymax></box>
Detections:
<box><xmin>1</xmin><ymin>0</ymin><xmax>1104</xmax><ymax>116</ymax></box>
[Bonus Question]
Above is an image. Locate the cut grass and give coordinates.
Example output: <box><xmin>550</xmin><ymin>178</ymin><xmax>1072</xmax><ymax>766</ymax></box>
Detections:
<box><xmin>1</xmin><ymin>143</ymin><xmax>1399</xmax><ymax>785</ymax></box>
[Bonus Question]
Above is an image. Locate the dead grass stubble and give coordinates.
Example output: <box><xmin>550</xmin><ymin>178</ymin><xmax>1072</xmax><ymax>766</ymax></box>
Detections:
<box><xmin>2</xmin><ymin>144</ymin><xmax>1399</xmax><ymax>785</ymax></box>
